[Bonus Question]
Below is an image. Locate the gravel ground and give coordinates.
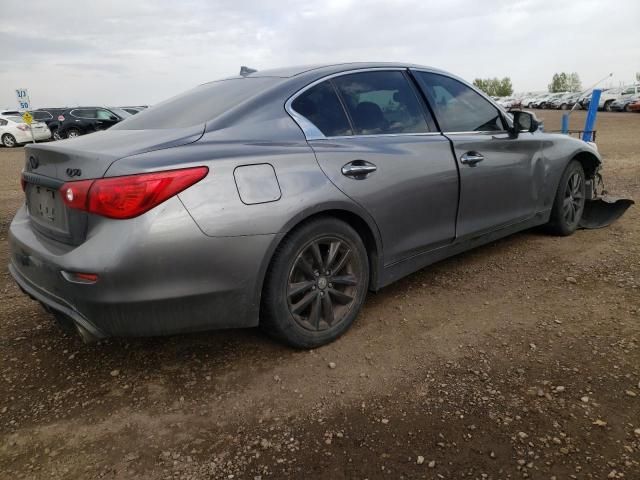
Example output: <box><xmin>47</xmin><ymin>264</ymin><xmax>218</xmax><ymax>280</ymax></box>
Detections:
<box><xmin>0</xmin><ymin>110</ymin><xmax>639</xmax><ymax>479</ymax></box>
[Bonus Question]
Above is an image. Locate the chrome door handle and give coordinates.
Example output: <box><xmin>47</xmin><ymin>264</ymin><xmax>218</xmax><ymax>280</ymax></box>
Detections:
<box><xmin>341</xmin><ymin>160</ymin><xmax>377</xmax><ymax>178</ymax></box>
<box><xmin>460</xmin><ymin>152</ymin><xmax>484</xmax><ymax>166</ymax></box>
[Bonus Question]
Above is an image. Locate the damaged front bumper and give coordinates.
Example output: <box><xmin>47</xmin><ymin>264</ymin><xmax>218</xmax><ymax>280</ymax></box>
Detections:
<box><xmin>580</xmin><ymin>173</ymin><xmax>634</xmax><ymax>229</ymax></box>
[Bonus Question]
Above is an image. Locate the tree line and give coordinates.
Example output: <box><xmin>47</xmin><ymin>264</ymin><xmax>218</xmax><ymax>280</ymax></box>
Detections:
<box><xmin>473</xmin><ymin>72</ymin><xmax>583</xmax><ymax>96</ymax></box>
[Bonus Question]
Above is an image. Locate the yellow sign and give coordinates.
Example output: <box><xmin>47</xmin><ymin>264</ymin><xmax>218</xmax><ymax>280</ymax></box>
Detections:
<box><xmin>22</xmin><ymin>112</ymin><xmax>33</xmax><ymax>125</ymax></box>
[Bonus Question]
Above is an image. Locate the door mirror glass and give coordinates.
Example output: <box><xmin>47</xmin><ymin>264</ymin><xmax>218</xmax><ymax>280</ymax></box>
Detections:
<box><xmin>511</xmin><ymin>110</ymin><xmax>538</xmax><ymax>134</ymax></box>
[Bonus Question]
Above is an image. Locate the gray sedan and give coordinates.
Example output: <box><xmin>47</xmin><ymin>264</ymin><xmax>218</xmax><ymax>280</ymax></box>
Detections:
<box><xmin>8</xmin><ymin>63</ymin><xmax>632</xmax><ymax>348</ymax></box>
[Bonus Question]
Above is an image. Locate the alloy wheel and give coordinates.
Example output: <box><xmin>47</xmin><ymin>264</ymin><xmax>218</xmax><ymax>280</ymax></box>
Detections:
<box><xmin>563</xmin><ymin>171</ymin><xmax>584</xmax><ymax>226</ymax></box>
<box><xmin>287</xmin><ymin>236</ymin><xmax>361</xmax><ymax>332</ymax></box>
<box><xmin>2</xmin><ymin>134</ymin><xmax>16</xmax><ymax>148</ymax></box>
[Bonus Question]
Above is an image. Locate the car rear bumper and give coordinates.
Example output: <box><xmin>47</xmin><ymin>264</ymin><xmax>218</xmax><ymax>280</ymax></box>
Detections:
<box><xmin>13</xmin><ymin>129</ymin><xmax>51</xmax><ymax>143</ymax></box>
<box><xmin>8</xmin><ymin>201</ymin><xmax>279</xmax><ymax>339</ymax></box>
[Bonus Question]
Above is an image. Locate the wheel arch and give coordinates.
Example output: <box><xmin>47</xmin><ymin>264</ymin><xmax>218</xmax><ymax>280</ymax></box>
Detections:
<box><xmin>255</xmin><ymin>206</ymin><xmax>384</xmax><ymax>320</ymax></box>
<box><xmin>572</xmin><ymin>150</ymin><xmax>601</xmax><ymax>179</ymax></box>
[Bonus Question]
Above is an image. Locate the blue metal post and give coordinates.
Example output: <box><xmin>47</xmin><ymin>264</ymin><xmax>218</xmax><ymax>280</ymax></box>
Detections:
<box><xmin>561</xmin><ymin>113</ymin><xmax>570</xmax><ymax>134</ymax></box>
<box><xmin>582</xmin><ymin>89</ymin><xmax>601</xmax><ymax>142</ymax></box>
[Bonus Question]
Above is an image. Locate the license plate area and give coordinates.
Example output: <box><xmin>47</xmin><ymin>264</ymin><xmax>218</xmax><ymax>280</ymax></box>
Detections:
<box><xmin>27</xmin><ymin>185</ymin><xmax>69</xmax><ymax>233</ymax></box>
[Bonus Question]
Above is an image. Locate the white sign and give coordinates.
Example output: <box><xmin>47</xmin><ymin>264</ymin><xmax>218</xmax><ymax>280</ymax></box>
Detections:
<box><xmin>16</xmin><ymin>88</ymin><xmax>31</xmax><ymax>111</ymax></box>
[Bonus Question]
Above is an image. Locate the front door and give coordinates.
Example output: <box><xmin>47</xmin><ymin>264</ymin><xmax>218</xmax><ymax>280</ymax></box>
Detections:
<box><xmin>412</xmin><ymin>70</ymin><xmax>541</xmax><ymax>239</ymax></box>
<box><xmin>291</xmin><ymin>70</ymin><xmax>459</xmax><ymax>265</ymax></box>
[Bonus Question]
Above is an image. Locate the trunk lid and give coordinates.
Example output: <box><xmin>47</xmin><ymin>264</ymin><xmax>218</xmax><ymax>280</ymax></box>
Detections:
<box><xmin>22</xmin><ymin>126</ymin><xmax>204</xmax><ymax>245</ymax></box>
<box><xmin>23</xmin><ymin>126</ymin><xmax>204</xmax><ymax>181</ymax></box>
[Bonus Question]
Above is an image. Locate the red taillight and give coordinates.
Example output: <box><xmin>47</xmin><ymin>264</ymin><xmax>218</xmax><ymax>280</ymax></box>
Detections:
<box><xmin>57</xmin><ymin>115</ymin><xmax>65</xmax><ymax>121</ymax></box>
<box><xmin>60</xmin><ymin>166</ymin><xmax>208</xmax><ymax>219</ymax></box>
<box><xmin>21</xmin><ymin>177</ymin><xmax>26</xmax><ymax>192</ymax></box>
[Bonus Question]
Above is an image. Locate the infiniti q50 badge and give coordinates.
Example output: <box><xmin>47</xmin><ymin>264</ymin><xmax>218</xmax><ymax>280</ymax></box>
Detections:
<box><xmin>66</xmin><ymin>168</ymin><xmax>82</xmax><ymax>177</ymax></box>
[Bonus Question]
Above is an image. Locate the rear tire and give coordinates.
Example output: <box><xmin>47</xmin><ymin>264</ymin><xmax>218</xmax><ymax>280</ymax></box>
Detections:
<box><xmin>2</xmin><ymin>133</ymin><xmax>17</xmax><ymax>148</ymax></box>
<box><xmin>261</xmin><ymin>217</ymin><xmax>369</xmax><ymax>348</ymax></box>
<box><xmin>66</xmin><ymin>128</ymin><xmax>81</xmax><ymax>138</ymax></box>
<box><xmin>52</xmin><ymin>129</ymin><xmax>62</xmax><ymax>141</ymax></box>
<box><xmin>547</xmin><ymin>160</ymin><xmax>586</xmax><ymax>236</ymax></box>
<box><xmin>603</xmin><ymin>100</ymin><xmax>613</xmax><ymax>112</ymax></box>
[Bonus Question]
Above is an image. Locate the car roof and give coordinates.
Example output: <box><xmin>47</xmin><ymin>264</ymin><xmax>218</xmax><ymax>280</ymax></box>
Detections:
<box><xmin>217</xmin><ymin>62</ymin><xmax>447</xmax><ymax>81</ymax></box>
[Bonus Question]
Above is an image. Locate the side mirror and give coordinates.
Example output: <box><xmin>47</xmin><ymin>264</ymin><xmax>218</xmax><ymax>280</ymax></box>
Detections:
<box><xmin>510</xmin><ymin>110</ymin><xmax>538</xmax><ymax>137</ymax></box>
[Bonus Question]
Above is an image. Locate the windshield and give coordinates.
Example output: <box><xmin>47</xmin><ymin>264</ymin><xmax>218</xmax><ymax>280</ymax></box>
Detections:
<box><xmin>112</xmin><ymin>77</ymin><xmax>279</xmax><ymax>130</ymax></box>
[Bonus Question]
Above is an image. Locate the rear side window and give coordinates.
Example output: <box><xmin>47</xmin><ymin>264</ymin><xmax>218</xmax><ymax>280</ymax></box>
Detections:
<box><xmin>71</xmin><ymin>109</ymin><xmax>97</xmax><ymax>119</ymax></box>
<box><xmin>414</xmin><ymin>72</ymin><xmax>505</xmax><ymax>132</ymax></box>
<box><xmin>112</xmin><ymin>77</ymin><xmax>278</xmax><ymax>130</ymax></box>
<box><xmin>333</xmin><ymin>71</ymin><xmax>430</xmax><ymax>135</ymax></box>
<box><xmin>291</xmin><ymin>81</ymin><xmax>352</xmax><ymax>137</ymax></box>
<box><xmin>33</xmin><ymin>111</ymin><xmax>52</xmax><ymax>120</ymax></box>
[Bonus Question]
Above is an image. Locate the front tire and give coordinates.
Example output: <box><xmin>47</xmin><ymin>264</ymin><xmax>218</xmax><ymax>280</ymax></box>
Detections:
<box><xmin>547</xmin><ymin>160</ymin><xmax>586</xmax><ymax>236</ymax></box>
<box><xmin>603</xmin><ymin>100</ymin><xmax>613</xmax><ymax>112</ymax></box>
<box><xmin>261</xmin><ymin>217</ymin><xmax>369</xmax><ymax>348</ymax></box>
<box><xmin>2</xmin><ymin>133</ymin><xmax>17</xmax><ymax>148</ymax></box>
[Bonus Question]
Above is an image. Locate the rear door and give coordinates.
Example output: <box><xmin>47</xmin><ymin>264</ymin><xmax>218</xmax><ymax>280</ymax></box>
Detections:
<box><xmin>291</xmin><ymin>70</ymin><xmax>459</xmax><ymax>265</ymax></box>
<box><xmin>412</xmin><ymin>70</ymin><xmax>542</xmax><ymax>239</ymax></box>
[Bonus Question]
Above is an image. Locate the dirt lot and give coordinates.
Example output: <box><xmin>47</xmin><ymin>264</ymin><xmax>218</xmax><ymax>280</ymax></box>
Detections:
<box><xmin>1</xmin><ymin>110</ymin><xmax>639</xmax><ymax>479</ymax></box>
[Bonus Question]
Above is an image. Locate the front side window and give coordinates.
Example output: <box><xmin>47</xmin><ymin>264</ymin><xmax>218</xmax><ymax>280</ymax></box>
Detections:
<box><xmin>291</xmin><ymin>81</ymin><xmax>352</xmax><ymax>137</ymax></box>
<box><xmin>332</xmin><ymin>71</ymin><xmax>429</xmax><ymax>135</ymax></box>
<box><xmin>414</xmin><ymin>72</ymin><xmax>505</xmax><ymax>132</ymax></box>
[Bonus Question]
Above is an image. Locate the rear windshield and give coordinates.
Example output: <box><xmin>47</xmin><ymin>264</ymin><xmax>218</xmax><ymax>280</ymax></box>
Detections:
<box><xmin>112</xmin><ymin>77</ymin><xmax>278</xmax><ymax>130</ymax></box>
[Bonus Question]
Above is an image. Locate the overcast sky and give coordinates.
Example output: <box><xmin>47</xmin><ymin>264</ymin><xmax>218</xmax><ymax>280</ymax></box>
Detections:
<box><xmin>1</xmin><ymin>0</ymin><xmax>638</xmax><ymax>108</ymax></box>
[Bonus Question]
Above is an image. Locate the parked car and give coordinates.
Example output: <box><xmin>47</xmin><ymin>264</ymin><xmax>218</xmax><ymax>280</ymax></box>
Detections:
<box><xmin>8</xmin><ymin>62</ymin><xmax>630</xmax><ymax>348</ymax></box>
<box><xmin>529</xmin><ymin>93</ymin><xmax>554</xmax><ymax>109</ymax></box>
<box><xmin>0</xmin><ymin>115</ymin><xmax>51</xmax><ymax>147</ymax></box>
<box><xmin>496</xmin><ymin>97</ymin><xmax>520</xmax><ymax>110</ymax></box>
<box><xmin>548</xmin><ymin>93</ymin><xmax>580</xmax><ymax>110</ymax></box>
<box><xmin>595</xmin><ymin>88</ymin><xmax>624</xmax><ymax>111</ymax></box>
<box><xmin>520</xmin><ymin>93</ymin><xmax>545</xmax><ymax>108</ymax></box>
<box><xmin>32</xmin><ymin>108</ymin><xmax>68</xmax><ymax>140</ymax></box>
<box><xmin>610</xmin><ymin>94</ymin><xmax>640</xmax><ymax>112</ymax></box>
<box><xmin>56</xmin><ymin>107</ymin><xmax>131</xmax><ymax>138</ymax></box>
<box><xmin>629</xmin><ymin>98</ymin><xmax>640</xmax><ymax>112</ymax></box>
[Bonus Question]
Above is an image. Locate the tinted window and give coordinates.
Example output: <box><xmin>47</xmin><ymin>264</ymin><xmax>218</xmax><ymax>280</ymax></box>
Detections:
<box><xmin>333</xmin><ymin>71</ymin><xmax>429</xmax><ymax>135</ymax></box>
<box><xmin>291</xmin><ymin>81</ymin><xmax>352</xmax><ymax>137</ymax></box>
<box><xmin>414</xmin><ymin>72</ymin><xmax>505</xmax><ymax>132</ymax></box>
<box><xmin>33</xmin><ymin>111</ymin><xmax>52</xmax><ymax>120</ymax></box>
<box><xmin>71</xmin><ymin>109</ymin><xmax>97</xmax><ymax>119</ymax></box>
<box><xmin>112</xmin><ymin>77</ymin><xmax>278</xmax><ymax>130</ymax></box>
<box><xmin>96</xmin><ymin>109</ymin><xmax>115</xmax><ymax>120</ymax></box>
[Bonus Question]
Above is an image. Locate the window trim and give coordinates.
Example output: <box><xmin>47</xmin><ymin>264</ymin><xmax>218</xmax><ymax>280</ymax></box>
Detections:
<box><xmin>286</xmin><ymin>67</ymin><xmax>440</xmax><ymax>140</ymax></box>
